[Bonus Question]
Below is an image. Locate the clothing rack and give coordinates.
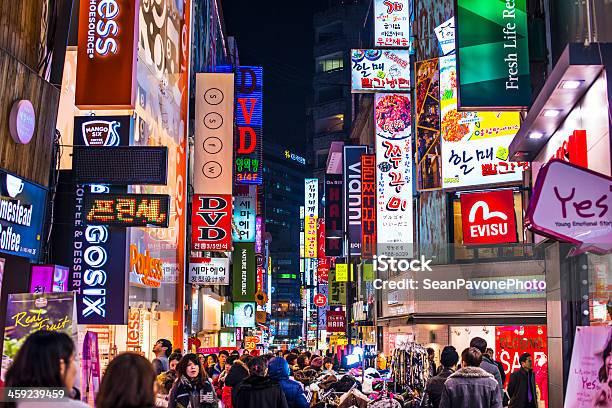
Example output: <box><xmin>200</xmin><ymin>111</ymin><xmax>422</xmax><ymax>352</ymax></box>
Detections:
<box><xmin>390</xmin><ymin>342</ymin><xmax>430</xmax><ymax>392</ymax></box>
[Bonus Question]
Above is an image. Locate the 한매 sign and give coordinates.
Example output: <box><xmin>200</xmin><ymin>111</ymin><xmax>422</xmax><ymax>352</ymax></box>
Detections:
<box><xmin>83</xmin><ymin>194</ymin><xmax>170</xmax><ymax>228</ymax></box>
<box><xmin>351</xmin><ymin>50</ymin><xmax>411</xmax><ymax>93</ymax></box>
<box><xmin>189</xmin><ymin>257</ymin><xmax>230</xmax><ymax>285</ymax></box>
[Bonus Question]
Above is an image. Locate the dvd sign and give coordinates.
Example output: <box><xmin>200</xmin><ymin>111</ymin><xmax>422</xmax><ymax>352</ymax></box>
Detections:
<box><xmin>460</xmin><ymin>190</ymin><xmax>517</xmax><ymax>245</ymax></box>
<box><xmin>192</xmin><ymin>195</ymin><xmax>232</xmax><ymax>251</ymax></box>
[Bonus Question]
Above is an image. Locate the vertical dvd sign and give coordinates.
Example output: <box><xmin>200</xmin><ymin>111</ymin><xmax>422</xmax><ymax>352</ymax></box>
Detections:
<box><xmin>361</xmin><ymin>155</ymin><xmax>376</xmax><ymax>259</ymax></box>
<box><xmin>235</xmin><ymin>67</ymin><xmax>263</xmax><ymax>184</ymax></box>
<box><xmin>343</xmin><ymin>146</ymin><xmax>368</xmax><ymax>256</ymax></box>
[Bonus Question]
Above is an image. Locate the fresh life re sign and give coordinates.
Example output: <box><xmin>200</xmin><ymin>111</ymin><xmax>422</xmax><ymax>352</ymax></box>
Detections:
<box><xmin>456</xmin><ymin>0</ymin><xmax>531</xmax><ymax>109</ymax></box>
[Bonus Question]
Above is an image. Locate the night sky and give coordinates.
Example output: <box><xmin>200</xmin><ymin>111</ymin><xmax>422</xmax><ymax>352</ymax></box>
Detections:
<box><xmin>222</xmin><ymin>0</ymin><xmax>329</xmax><ymax>152</ymax></box>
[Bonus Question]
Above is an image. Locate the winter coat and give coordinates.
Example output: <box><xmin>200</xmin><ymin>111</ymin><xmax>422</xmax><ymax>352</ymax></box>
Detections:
<box><xmin>424</xmin><ymin>368</ymin><xmax>454</xmax><ymax>408</ymax></box>
<box><xmin>222</xmin><ymin>362</ymin><xmax>249</xmax><ymax>408</ymax></box>
<box><xmin>268</xmin><ymin>357</ymin><xmax>309</xmax><ymax>408</ymax></box>
<box><xmin>234</xmin><ymin>375</ymin><xmax>288</xmax><ymax>408</ymax></box>
<box><xmin>507</xmin><ymin>369</ymin><xmax>538</xmax><ymax>408</ymax></box>
<box><xmin>493</xmin><ymin>360</ymin><xmax>506</xmax><ymax>385</ymax></box>
<box><xmin>439</xmin><ymin>366</ymin><xmax>502</xmax><ymax>408</ymax></box>
<box><xmin>481</xmin><ymin>355</ymin><xmax>504</xmax><ymax>398</ymax></box>
<box><xmin>168</xmin><ymin>377</ymin><xmax>217</xmax><ymax>408</ymax></box>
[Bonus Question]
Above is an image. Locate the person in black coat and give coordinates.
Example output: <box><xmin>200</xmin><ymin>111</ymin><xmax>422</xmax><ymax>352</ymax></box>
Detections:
<box><xmin>507</xmin><ymin>353</ymin><xmax>538</xmax><ymax>408</ymax></box>
<box><xmin>424</xmin><ymin>346</ymin><xmax>459</xmax><ymax>408</ymax></box>
<box><xmin>168</xmin><ymin>354</ymin><xmax>217</xmax><ymax>408</ymax></box>
<box><xmin>486</xmin><ymin>348</ymin><xmax>507</xmax><ymax>385</ymax></box>
<box><xmin>234</xmin><ymin>356</ymin><xmax>288</xmax><ymax>408</ymax></box>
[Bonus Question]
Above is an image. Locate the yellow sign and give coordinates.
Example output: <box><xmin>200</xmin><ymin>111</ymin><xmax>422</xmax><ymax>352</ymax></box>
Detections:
<box><xmin>304</xmin><ymin>216</ymin><xmax>317</xmax><ymax>258</ymax></box>
<box><xmin>335</xmin><ymin>264</ymin><xmax>354</xmax><ymax>282</ymax></box>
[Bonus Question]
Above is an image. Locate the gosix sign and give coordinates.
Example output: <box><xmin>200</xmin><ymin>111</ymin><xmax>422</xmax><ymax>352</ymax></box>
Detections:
<box><xmin>76</xmin><ymin>0</ymin><xmax>139</xmax><ymax>109</ymax></box>
<box><xmin>527</xmin><ymin>160</ymin><xmax>612</xmax><ymax>253</ymax></box>
<box><xmin>460</xmin><ymin>190</ymin><xmax>517</xmax><ymax>245</ymax></box>
<box><xmin>192</xmin><ymin>195</ymin><xmax>232</xmax><ymax>251</ymax></box>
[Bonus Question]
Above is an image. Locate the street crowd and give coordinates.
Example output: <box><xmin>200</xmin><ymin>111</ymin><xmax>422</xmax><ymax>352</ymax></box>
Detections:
<box><xmin>1</xmin><ymin>331</ymin><xmax>540</xmax><ymax>408</ymax></box>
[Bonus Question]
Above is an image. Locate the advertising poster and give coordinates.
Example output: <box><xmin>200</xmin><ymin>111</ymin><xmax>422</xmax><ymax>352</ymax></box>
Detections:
<box><xmin>2</xmin><ymin>292</ymin><xmax>77</xmax><ymax>380</ymax></box>
<box><xmin>418</xmin><ymin>190</ymin><xmax>448</xmax><ymax>264</ymax></box>
<box><xmin>374</xmin><ymin>93</ymin><xmax>413</xmax><ymax>257</ymax></box>
<box><xmin>189</xmin><ymin>257</ymin><xmax>230</xmax><ymax>285</ymax></box>
<box><xmin>361</xmin><ymin>154</ymin><xmax>377</xmax><ymax>259</ymax></box>
<box><xmin>232</xmin><ymin>187</ymin><xmax>256</xmax><ymax>242</ymax></box>
<box><xmin>305</xmin><ymin>216</ymin><xmax>318</xmax><ymax>259</ymax></box>
<box><xmin>374</xmin><ymin>0</ymin><xmax>410</xmax><ymax>48</ymax></box>
<box><xmin>351</xmin><ymin>50</ymin><xmax>411</xmax><ymax>93</ymax></box>
<box><xmin>456</xmin><ymin>0</ymin><xmax>531</xmax><ymax>109</ymax></box>
<box><xmin>194</xmin><ymin>73</ymin><xmax>235</xmax><ymax>195</ymax></box>
<box><xmin>439</xmin><ymin>54</ymin><xmax>527</xmax><ymax>188</ymax></box>
<box><xmin>192</xmin><ymin>195</ymin><xmax>232</xmax><ymax>251</ymax></box>
<box><xmin>344</xmin><ymin>146</ymin><xmax>368</xmax><ymax>256</ymax></box>
<box><xmin>81</xmin><ymin>331</ymin><xmax>101</xmax><ymax>405</ymax></box>
<box><xmin>0</xmin><ymin>170</ymin><xmax>47</xmax><ymax>261</ymax></box>
<box><xmin>460</xmin><ymin>189</ymin><xmax>518</xmax><ymax>245</ymax></box>
<box><xmin>234</xmin><ymin>66</ymin><xmax>263</xmax><ymax>184</ymax></box>
<box><xmin>129</xmin><ymin>244</ymin><xmax>164</xmax><ymax>288</ymax></box>
<box><xmin>415</xmin><ymin>59</ymin><xmax>442</xmax><ymax>190</ymax></box>
<box><xmin>324</xmin><ymin>175</ymin><xmax>343</xmax><ymax>257</ymax></box>
<box><xmin>234</xmin><ymin>302</ymin><xmax>256</xmax><ymax>328</ymax></box>
<box><xmin>232</xmin><ymin>243</ymin><xmax>256</xmax><ymax>302</ymax></box>
<box><xmin>496</xmin><ymin>325</ymin><xmax>548</xmax><ymax>408</ymax></box>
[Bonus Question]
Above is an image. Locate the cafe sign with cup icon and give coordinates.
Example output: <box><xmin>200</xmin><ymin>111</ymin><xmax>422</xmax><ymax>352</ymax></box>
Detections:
<box><xmin>0</xmin><ymin>170</ymin><xmax>47</xmax><ymax>261</ymax></box>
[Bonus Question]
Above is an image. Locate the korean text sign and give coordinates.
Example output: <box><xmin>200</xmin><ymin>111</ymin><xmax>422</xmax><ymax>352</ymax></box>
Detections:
<box><xmin>439</xmin><ymin>54</ymin><xmax>528</xmax><ymax>188</ymax></box>
<box><xmin>192</xmin><ymin>195</ymin><xmax>232</xmax><ymax>251</ymax></box>
<box><xmin>305</xmin><ymin>179</ymin><xmax>319</xmax><ymax>217</ymax></box>
<box><xmin>189</xmin><ymin>257</ymin><xmax>230</xmax><ymax>285</ymax></box>
<box><xmin>374</xmin><ymin>0</ymin><xmax>410</xmax><ymax>48</ymax></box>
<box><xmin>232</xmin><ymin>188</ymin><xmax>256</xmax><ymax>242</ymax></box>
<box><xmin>325</xmin><ymin>175</ymin><xmax>343</xmax><ymax>257</ymax></box>
<box><xmin>375</xmin><ymin>94</ymin><xmax>413</xmax><ymax>257</ymax></box>
<box><xmin>326</xmin><ymin>310</ymin><xmax>346</xmax><ymax>333</ymax></box>
<box><xmin>76</xmin><ymin>0</ymin><xmax>139</xmax><ymax>109</ymax></box>
<box><xmin>460</xmin><ymin>190</ymin><xmax>517</xmax><ymax>245</ymax></box>
<box><xmin>235</xmin><ymin>67</ymin><xmax>263</xmax><ymax>184</ymax></box>
<box><xmin>344</xmin><ymin>146</ymin><xmax>368</xmax><ymax>256</ymax></box>
<box><xmin>305</xmin><ymin>216</ymin><xmax>318</xmax><ymax>259</ymax></box>
<box><xmin>351</xmin><ymin>50</ymin><xmax>411</xmax><ymax>93</ymax></box>
<box><xmin>361</xmin><ymin>155</ymin><xmax>377</xmax><ymax>258</ymax></box>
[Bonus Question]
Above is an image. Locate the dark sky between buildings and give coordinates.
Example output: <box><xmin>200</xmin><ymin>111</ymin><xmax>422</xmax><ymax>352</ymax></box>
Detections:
<box><xmin>222</xmin><ymin>0</ymin><xmax>330</xmax><ymax>152</ymax></box>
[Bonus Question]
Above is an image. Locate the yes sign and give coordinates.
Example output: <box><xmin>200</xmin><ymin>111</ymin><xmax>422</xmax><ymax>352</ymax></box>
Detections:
<box><xmin>460</xmin><ymin>189</ymin><xmax>517</xmax><ymax>245</ymax></box>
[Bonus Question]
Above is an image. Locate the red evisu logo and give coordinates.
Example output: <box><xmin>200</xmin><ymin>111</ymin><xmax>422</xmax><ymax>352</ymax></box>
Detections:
<box><xmin>460</xmin><ymin>190</ymin><xmax>517</xmax><ymax>245</ymax></box>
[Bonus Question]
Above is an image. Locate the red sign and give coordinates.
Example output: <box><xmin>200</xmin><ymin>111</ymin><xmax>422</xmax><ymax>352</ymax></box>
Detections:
<box><xmin>549</xmin><ymin>129</ymin><xmax>588</xmax><ymax>168</ymax></box>
<box><xmin>326</xmin><ymin>310</ymin><xmax>346</xmax><ymax>332</ymax></box>
<box><xmin>361</xmin><ymin>154</ymin><xmax>377</xmax><ymax>258</ymax></box>
<box><xmin>460</xmin><ymin>190</ymin><xmax>517</xmax><ymax>245</ymax></box>
<box><xmin>324</xmin><ymin>175</ymin><xmax>343</xmax><ymax>257</ymax></box>
<box><xmin>317</xmin><ymin>218</ymin><xmax>329</xmax><ymax>281</ymax></box>
<box><xmin>76</xmin><ymin>0</ymin><xmax>139</xmax><ymax>109</ymax></box>
<box><xmin>192</xmin><ymin>195</ymin><xmax>232</xmax><ymax>251</ymax></box>
<box><xmin>314</xmin><ymin>294</ymin><xmax>327</xmax><ymax>308</ymax></box>
<box><xmin>235</xmin><ymin>67</ymin><xmax>263</xmax><ymax>184</ymax></box>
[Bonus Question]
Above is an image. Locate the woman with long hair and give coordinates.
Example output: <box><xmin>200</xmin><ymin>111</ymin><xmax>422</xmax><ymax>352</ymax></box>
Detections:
<box><xmin>97</xmin><ymin>353</ymin><xmax>157</xmax><ymax>408</ymax></box>
<box><xmin>168</xmin><ymin>353</ymin><xmax>217</xmax><ymax>408</ymax></box>
<box><xmin>4</xmin><ymin>330</ymin><xmax>89</xmax><ymax>408</ymax></box>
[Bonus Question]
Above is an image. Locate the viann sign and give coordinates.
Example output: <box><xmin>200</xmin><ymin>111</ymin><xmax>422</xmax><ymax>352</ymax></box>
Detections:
<box><xmin>86</xmin><ymin>0</ymin><xmax>121</xmax><ymax>59</ymax></box>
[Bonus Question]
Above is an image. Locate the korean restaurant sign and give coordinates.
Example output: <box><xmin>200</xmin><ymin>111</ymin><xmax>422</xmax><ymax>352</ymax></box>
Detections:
<box><xmin>189</xmin><ymin>257</ymin><xmax>230</xmax><ymax>285</ymax></box>
<box><xmin>129</xmin><ymin>244</ymin><xmax>163</xmax><ymax>288</ymax></box>
<box><xmin>232</xmin><ymin>187</ymin><xmax>256</xmax><ymax>242</ymax></box>
<box><xmin>361</xmin><ymin>155</ymin><xmax>377</xmax><ymax>258</ymax></box>
<box><xmin>439</xmin><ymin>54</ymin><xmax>528</xmax><ymax>188</ymax></box>
<box><xmin>351</xmin><ymin>50</ymin><xmax>410</xmax><ymax>93</ymax></box>
<box><xmin>325</xmin><ymin>175</ymin><xmax>343</xmax><ymax>257</ymax></box>
<box><xmin>192</xmin><ymin>195</ymin><xmax>232</xmax><ymax>251</ymax></box>
<box><xmin>374</xmin><ymin>94</ymin><xmax>413</xmax><ymax>257</ymax></box>
<box><xmin>305</xmin><ymin>216</ymin><xmax>318</xmax><ymax>259</ymax></box>
<box><xmin>456</xmin><ymin>0</ymin><xmax>531</xmax><ymax>109</ymax></box>
<box><xmin>344</xmin><ymin>146</ymin><xmax>368</xmax><ymax>256</ymax></box>
<box><xmin>374</xmin><ymin>0</ymin><xmax>410</xmax><ymax>48</ymax></box>
<box><xmin>526</xmin><ymin>160</ymin><xmax>612</xmax><ymax>253</ymax></box>
<box><xmin>460</xmin><ymin>190</ymin><xmax>517</xmax><ymax>245</ymax></box>
<box><xmin>326</xmin><ymin>310</ymin><xmax>346</xmax><ymax>333</ymax></box>
<box><xmin>304</xmin><ymin>179</ymin><xmax>318</xmax><ymax>217</ymax></box>
<box><xmin>232</xmin><ymin>243</ymin><xmax>256</xmax><ymax>302</ymax></box>
<box><xmin>235</xmin><ymin>67</ymin><xmax>263</xmax><ymax>184</ymax></box>
<box><xmin>76</xmin><ymin>0</ymin><xmax>139</xmax><ymax>109</ymax></box>
<box><xmin>194</xmin><ymin>73</ymin><xmax>235</xmax><ymax>195</ymax></box>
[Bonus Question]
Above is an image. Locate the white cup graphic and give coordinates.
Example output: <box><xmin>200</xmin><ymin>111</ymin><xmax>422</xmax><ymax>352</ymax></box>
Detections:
<box><xmin>6</xmin><ymin>174</ymin><xmax>24</xmax><ymax>198</ymax></box>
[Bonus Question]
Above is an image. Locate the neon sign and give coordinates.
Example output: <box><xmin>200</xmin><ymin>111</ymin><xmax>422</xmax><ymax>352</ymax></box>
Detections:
<box><xmin>235</xmin><ymin>67</ymin><xmax>263</xmax><ymax>184</ymax></box>
<box><xmin>84</xmin><ymin>194</ymin><xmax>170</xmax><ymax>227</ymax></box>
<box><xmin>86</xmin><ymin>0</ymin><xmax>121</xmax><ymax>59</ymax></box>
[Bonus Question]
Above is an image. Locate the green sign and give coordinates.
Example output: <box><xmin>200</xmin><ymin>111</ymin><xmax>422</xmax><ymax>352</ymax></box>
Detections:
<box><xmin>232</xmin><ymin>243</ymin><xmax>256</xmax><ymax>302</ymax></box>
<box><xmin>329</xmin><ymin>269</ymin><xmax>346</xmax><ymax>306</ymax></box>
<box><xmin>363</xmin><ymin>262</ymin><xmax>375</xmax><ymax>282</ymax></box>
<box><xmin>456</xmin><ymin>0</ymin><xmax>530</xmax><ymax>109</ymax></box>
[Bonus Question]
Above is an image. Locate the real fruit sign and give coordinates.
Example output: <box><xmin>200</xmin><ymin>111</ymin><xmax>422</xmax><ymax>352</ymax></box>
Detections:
<box><xmin>460</xmin><ymin>189</ymin><xmax>517</xmax><ymax>245</ymax></box>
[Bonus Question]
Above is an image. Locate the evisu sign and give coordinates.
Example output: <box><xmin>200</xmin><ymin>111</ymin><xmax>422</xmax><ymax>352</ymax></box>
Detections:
<box><xmin>192</xmin><ymin>195</ymin><xmax>232</xmax><ymax>251</ymax></box>
<box><xmin>76</xmin><ymin>0</ymin><xmax>139</xmax><ymax>109</ymax></box>
<box><xmin>460</xmin><ymin>190</ymin><xmax>517</xmax><ymax>245</ymax></box>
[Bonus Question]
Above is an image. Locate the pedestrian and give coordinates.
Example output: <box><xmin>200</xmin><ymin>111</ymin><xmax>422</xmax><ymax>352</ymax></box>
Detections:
<box><xmin>157</xmin><ymin>352</ymin><xmax>183</xmax><ymax>406</ymax></box>
<box><xmin>218</xmin><ymin>350</ymin><xmax>229</xmax><ymax>371</ymax></box>
<box><xmin>439</xmin><ymin>347</ymin><xmax>502</xmax><ymax>408</ymax></box>
<box><xmin>222</xmin><ymin>359</ymin><xmax>249</xmax><ymax>408</ymax></box>
<box><xmin>234</xmin><ymin>356</ymin><xmax>289</xmax><ymax>408</ymax></box>
<box><xmin>169</xmin><ymin>352</ymin><xmax>183</xmax><ymax>372</ymax></box>
<box><xmin>152</xmin><ymin>338</ymin><xmax>173</xmax><ymax>375</ymax></box>
<box><xmin>486</xmin><ymin>348</ymin><xmax>507</xmax><ymax>384</ymax></box>
<box><xmin>309</xmin><ymin>356</ymin><xmax>324</xmax><ymax>372</ymax></box>
<box><xmin>471</xmin><ymin>337</ymin><xmax>504</xmax><ymax>399</ymax></box>
<box><xmin>168</xmin><ymin>353</ymin><xmax>217</xmax><ymax>408</ymax></box>
<box><xmin>268</xmin><ymin>357</ymin><xmax>309</xmax><ymax>408</ymax></box>
<box><xmin>286</xmin><ymin>353</ymin><xmax>299</xmax><ymax>373</ymax></box>
<box><xmin>322</xmin><ymin>357</ymin><xmax>337</xmax><ymax>375</ymax></box>
<box><xmin>423</xmin><ymin>346</ymin><xmax>459</xmax><ymax>408</ymax></box>
<box><xmin>207</xmin><ymin>354</ymin><xmax>221</xmax><ymax>379</ymax></box>
<box><xmin>4</xmin><ymin>330</ymin><xmax>90</xmax><ymax>408</ymax></box>
<box><xmin>296</xmin><ymin>354</ymin><xmax>310</xmax><ymax>370</ymax></box>
<box><xmin>427</xmin><ymin>347</ymin><xmax>438</xmax><ymax>377</ymax></box>
<box><xmin>97</xmin><ymin>353</ymin><xmax>157</xmax><ymax>408</ymax></box>
<box><xmin>507</xmin><ymin>353</ymin><xmax>539</xmax><ymax>408</ymax></box>
<box><xmin>198</xmin><ymin>353</ymin><xmax>207</xmax><ymax>369</ymax></box>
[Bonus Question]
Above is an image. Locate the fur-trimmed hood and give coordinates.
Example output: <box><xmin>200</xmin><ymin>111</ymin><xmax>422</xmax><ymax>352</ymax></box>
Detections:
<box><xmin>449</xmin><ymin>366</ymin><xmax>495</xmax><ymax>379</ymax></box>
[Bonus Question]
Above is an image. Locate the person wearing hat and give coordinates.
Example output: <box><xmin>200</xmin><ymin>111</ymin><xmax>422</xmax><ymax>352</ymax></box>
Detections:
<box><xmin>423</xmin><ymin>346</ymin><xmax>459</xmax><ymax>408</ymax></box>
<box><xmin>309</xmin><ymin>356</ymin><xmax>324</xmax><ymax>372</ymax></box>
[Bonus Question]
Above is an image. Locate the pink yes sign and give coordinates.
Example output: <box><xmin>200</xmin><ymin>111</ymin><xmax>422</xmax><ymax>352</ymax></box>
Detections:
<box><xmin>526</xmin><ymin>160</ymin><xmax>612</xmax><ymax>253</ymax></box>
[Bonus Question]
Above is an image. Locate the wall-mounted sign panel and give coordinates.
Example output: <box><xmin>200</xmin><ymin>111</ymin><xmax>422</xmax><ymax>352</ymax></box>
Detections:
<box><xmin>83</xmin><ymin>194</ymin><xmax>170</xmax><ymax>228</ymax></box>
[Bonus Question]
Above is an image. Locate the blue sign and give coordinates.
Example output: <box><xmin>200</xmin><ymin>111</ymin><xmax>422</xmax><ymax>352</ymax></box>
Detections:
<box><xmin>235</xmin><ymin>66</ymin><xmax>263</xmax><ymax>185</ymax></box>
<box><xmin>0</xmin><ymin>170</ymin><xmax>47</xmax><ymax>261</ymax></box>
